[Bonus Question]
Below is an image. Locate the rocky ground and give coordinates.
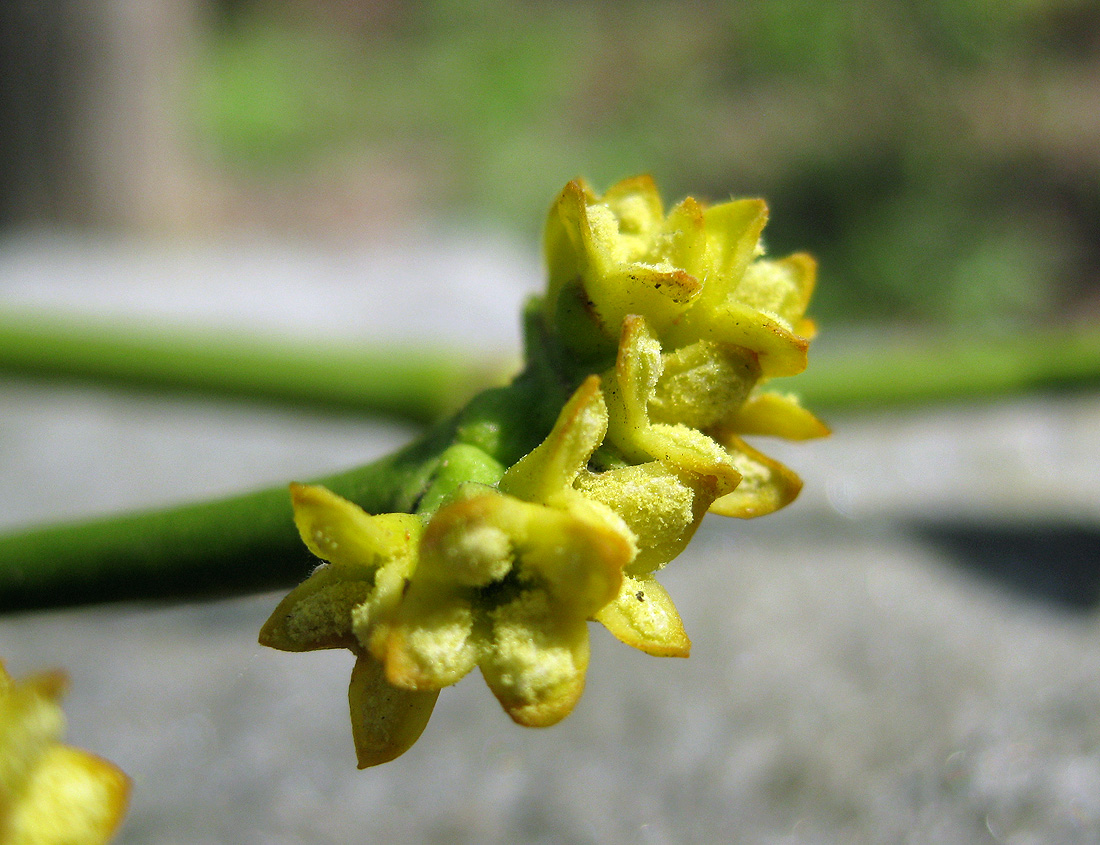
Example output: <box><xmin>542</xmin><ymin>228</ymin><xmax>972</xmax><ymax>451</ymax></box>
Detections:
<box><xmin>2</xmin><ymin>233</ymin><xmax>1099</xmax><ymax>844</ymax></box>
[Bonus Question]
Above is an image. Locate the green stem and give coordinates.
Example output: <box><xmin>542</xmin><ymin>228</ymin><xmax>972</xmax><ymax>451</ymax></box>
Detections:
<box><xmin>790</xmin><ymin>323</ymin><xmax>1100</xmax><ymax>410</ymax></box>
<box><xmin>0</xmin><ymin>370</ymin><xmax>559</xmax><ymax>613</ymax></box>
<box><xmin>0</xmin><ymin>310</ymin><xmax>510</xmax><ymax>423</ymax></box>
<box><xmin>0</xmin><ymin>432</ymin><xmax>430</xmax><ymax>612</ymax></box>
<box><xmin>2</xmin><ymin>309</ymin><xmax>1098</xmax><ymax>419</ymax></box>
<box><xmin>2</xmin><ymin>315</ymin><xmax>1099</xmax><ymax>613</ymax></box>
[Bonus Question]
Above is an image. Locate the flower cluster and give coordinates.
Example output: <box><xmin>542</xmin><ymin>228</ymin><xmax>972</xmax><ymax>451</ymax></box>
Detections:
<box><xmin>0</xmin><ymin>661</ymin><xmax>130</xmax><ymax>844</ymax></box>
<box><xmin>539</xmin><ymin>175</ymin><xmax>827</xmax><ymax>653</ymax></box>
<box><xmin>261</xmin><ymin>176</ymin><xmax>827</xmax><ymax>767</ymax></box>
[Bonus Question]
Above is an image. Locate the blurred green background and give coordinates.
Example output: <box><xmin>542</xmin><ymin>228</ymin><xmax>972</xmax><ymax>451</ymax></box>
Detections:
<box><xmin>3</xmin><ymin>0</ymin><xmax>1099</xmax><ymax>331</ymax></box>
<box><xmin>193</xmin><ymin>0</ymin><xmax>1100</xmax><ymax>329</ymax></box>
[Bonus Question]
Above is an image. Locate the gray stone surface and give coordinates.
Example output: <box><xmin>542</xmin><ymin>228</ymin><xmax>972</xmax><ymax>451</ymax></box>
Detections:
<box><xmin>2</xmin><ymin>235</ymin><xmax>1099</xmax><ymax>843</ymax></box>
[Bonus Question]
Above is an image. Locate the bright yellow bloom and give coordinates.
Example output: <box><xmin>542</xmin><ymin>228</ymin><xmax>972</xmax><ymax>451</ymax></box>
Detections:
<box><xmin>0</xmin><ymin>662</ymin><xmax>130</xmax><ymax>845</ymax></box>
<box><xmin>386</xmin><ymin>376</ymin><xmax>634</xmax><ymax>727</ymax></box>
<box><xmin>543</xmin><ymin>175</ymin><xmax>817</xmax><ymax>378</ymax></box>
<box><xmin>259</xmin><ymin>486</ymin><xmax>438</xmax><ymax>768</ymax></box>
<box><xmin>263</xmin><ymin>379</ymin><xmax>636</xmax><ymax>746</ymax></box>
<box><xmin>262</xmin><ymin>175</ymin><xmax>827</xmax><ymax>766</ymax></box>
<box><xmin>538</xmin><ymin>176</ymin><xmax>828</xmax><ymax>654</ymax></box>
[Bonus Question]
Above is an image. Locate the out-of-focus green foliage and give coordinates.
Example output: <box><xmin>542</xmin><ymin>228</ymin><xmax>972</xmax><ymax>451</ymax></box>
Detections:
<box><xmin>193</xmin><ymin>0</ymin><xmax>1100</xmax><ymax>328</ymax></box>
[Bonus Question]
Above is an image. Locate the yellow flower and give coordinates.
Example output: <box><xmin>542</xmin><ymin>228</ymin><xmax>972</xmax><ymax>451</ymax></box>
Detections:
<box><xmin>384</xmin><ymin>485</ymin><xmax>631</xmax><ymax>727</ymax></box>
<box><xmin>258</xmin><ymin>485</ymin><xmax>439</xmax><ymax>768</ymax></box>
<box><xmin>543</xmin><ymin>175</ymin><xmax>817</xmax><ymax>378</ymax></box>
<box><xmin>0</xmin><ymin>662</ymin><xmax>130</xmax><ymax>845</ymax></box>
<box><xmin>537</xmin><ymin>175</ymin><xmax>829</xmax><ymax>654</ymax></box>
<box><xmin>262</xmin><ymin>378</ymin><xmax>636</xmax><ymax>754</ymax></box>
<box><xmin>548</xmin><ymin>184</ymin><xmax>831</xmax><ymax>497</ymax></box>
<box><xmin>385</xmin><ymin>376</ymin><xmax>634</xmax><ymax>727</ymax></box>
<box><xmin>262</xmin><ymin>176</ymin><xmax>828</xmax><ymax>767</ymax></box>
<box><xmin>600</xmin><ymin>313</ymin><xmax>813</xmax><ymax>521</ymax></box>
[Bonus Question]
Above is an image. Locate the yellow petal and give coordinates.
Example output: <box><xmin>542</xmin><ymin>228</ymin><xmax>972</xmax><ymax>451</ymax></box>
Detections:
<box><xmin>0</xmin><ymin>667</ymin><xmax>67</xmax><ymax>797</ymax></box>
<box><xmin>668</xmin><ymin>300</ymin><xmax>809</xmax><ymax>378</ymax></box>
<box><xmin>720</xmin><ymin>391</ymin><xmax>830</xmax><ymax>441</ymax></box>
<box><xmin>595</xmin><ymin>264</ymin><xmax>701</xmax><ymax>338</ymax></box>
<box><xmin>709</xmin><ymin>436</ymin><xmax>804</xmax><ymax>519</ymax></box>
<box><xmin>479</xmin><ymin>590</ymin><xmax>590</xmax><ymax>727</ymax></box>
<box><xmin>263</xmin><ymin>486</ymin><xmax>422</xmax><ymax>652</ymax></box>
<box><xmin>739</xmin><ymin>252</ymin><xmax>817</xmax><ymax>329</ymax></box>
<box><xmin>348</xmin><ymin>650</ymin><xmax>439</xmax><ymax>769</ymax></box>
<box><xmin>569</xmin><ymin>183</ymin><xmax>707</xmax><ymax>337</ymax></box>
<box><xmin>595</xmin><ymin>574</ymin><xmax>691</xmax><ymax>657</ymax></box>
<box><xmin>605</xmin><ymin>317</ymin><xmax>742</xmax><ymax>493</ymax></box>
<box><xmin>351</xmin><ymin>522</ymin><xmax>424</xmax><ymax>657</ymax></box>
<box><xmin>500</xmin><ymin>375</ymin><xmax>607</xmax><ymax>505</ymax></box>
<box><xmin>385</xmin><ymin>591</ymin><xmax>479</xmax><ymax>691</ymax></box>
<box><xmin>644</xmin><ymin>423</ymin><xmax>743</xmax><ymax>494</ymax></box>
<box><xmin>649</xmin><ymin>196</ymin><xmax>707</xmax><ymax>278</ymax></box>
<box><xmin>575</xmin><ymin>461</ymin><xmax>709</xmax><ymax>573</ymax></box>
<box><xmin>5</xmin><ymin>745</ymin><xmax>130</xmax><ymax>845</ymax></box>
<box><xmin>514</xmin><ymin>500</ymin><xmax>630</xmax><ymax>616</ymax></box>
<box><xmin>1</xmin><ymin>664</ymin><xmax>130</xmax><ymax>845</ymax></box>
<box><xmin>734</xmin><ymin>256</ymin><xmax>812</xmax><ymax>326</ymax></box>
<box><xmin>543</xmin><ymin>179</ymin><xmax>597</xmax><ymax>312</ymax></box>
<box><xmin>290</xmin><ymin>483</ymin><xmax>415</xmax><ymax>570</ymax></box>
<box><xmin>700</xmin><ymin>198</ymin><xmax>768</xmax><ymax>306</ymax></box>
<box><xmin>258</xmin><ymin>564</ymin><xmax>371</xmax><ymax>652</ymax></box>
<box><xmin>649</xmin><ymin>340</ymin><xmax>761</xmax><ymax>431</ymax></box>
<box><xmin>603</xmin><ymin>315</ymin><xmax>665</xmax><ymax>463</ymax></box>
<box><xmin>601</xmin><ymin>174</ymin><xmax>664</xmax><ymax>238</ymax></box>
<box><xmin>418</xmin><ymin>493</ymin><xmax>515</xmax><ymax>587</ymax></box>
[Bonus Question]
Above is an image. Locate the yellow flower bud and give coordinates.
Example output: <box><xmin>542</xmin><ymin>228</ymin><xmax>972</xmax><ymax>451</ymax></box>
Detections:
<box><xmin>0</xmin><ymin>662</ymin><xmax>130</xmax><ymax>844</ymax></box>
<box><xmin>262</xmin><ymin>175</ymin><xmax>828</xmax><ymax>766</ymax></box>
<box><xmin>543</xmin><ymin>175</ymin><xmax>816</xmax><ymax>378</ymax></box>
<box><xmin>258</xmin><ymin>484</ymin><xmax>439</xmax><ymax>768</ymax></box>
<box><xmin>385</xmin><ymin>377</ymin><xmax>637</xmax><ymax>726</ymax></box>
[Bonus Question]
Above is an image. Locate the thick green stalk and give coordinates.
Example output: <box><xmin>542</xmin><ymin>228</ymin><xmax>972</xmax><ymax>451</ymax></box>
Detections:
<box><xmin>0</xmin><ymin>369</ymin><xmax>559</xmax><ymax>613</ymax></box>
<box><xmin>0</xmin><ymin>430</ymin><xmax>434</xmax><ymax>611</ymax></box>
<box><xmin>0</xmin><ymin>310</ymin><xmax>508</xmax><ymax>422</ymax></box>
<box><xmin>2</xmin><ymin>309</ymin><xmax>1098</xmax><ymax>419</ymax></box>
<box><xmin>2</xmin><ymin>312</ymin><xmax>1098</xmax><ymax>613</ymax></box>
<box><xmin>790</xmin><ymin>323</ymin><xmax>1100</xmax><ymax>410</ymax></box>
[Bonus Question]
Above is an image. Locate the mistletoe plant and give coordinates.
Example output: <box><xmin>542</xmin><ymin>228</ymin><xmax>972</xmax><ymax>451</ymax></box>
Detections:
<box><xmin>5</xmin><ymin>170</ymin><xmax>1100</xmax><ymax>840</ymax></box>
<box><xmin>0</xmin><ymin>175</ymin><xmax>827</xmax><ymax>845</ymax></box>
<box><xmin>259</xmin><ymin>176</ymin><xmax>827</xmax><ymax>766</ymax></box>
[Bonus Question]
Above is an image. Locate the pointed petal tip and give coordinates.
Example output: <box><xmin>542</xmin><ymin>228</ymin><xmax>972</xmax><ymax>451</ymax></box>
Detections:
<box><xmin>349</xmin><ymin>652</ymin><xmax>440</xmax><ymax>769</ymax></box>
<box><xmin>604</xmin><ymin>173</ymin><xmax>660</xmax><ymax>199</ymax></box>
<box><xmin>595</xmin><ymin>576</ymin><xmax>692</xmax><ymax>657</ymax></box>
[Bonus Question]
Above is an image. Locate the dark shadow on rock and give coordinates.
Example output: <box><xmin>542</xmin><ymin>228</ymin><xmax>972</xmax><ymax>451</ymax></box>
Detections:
<box><xmin>908</xmin><ymin>519</ymin><xmax>1100</xmax><ymax>612</ymax></box>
